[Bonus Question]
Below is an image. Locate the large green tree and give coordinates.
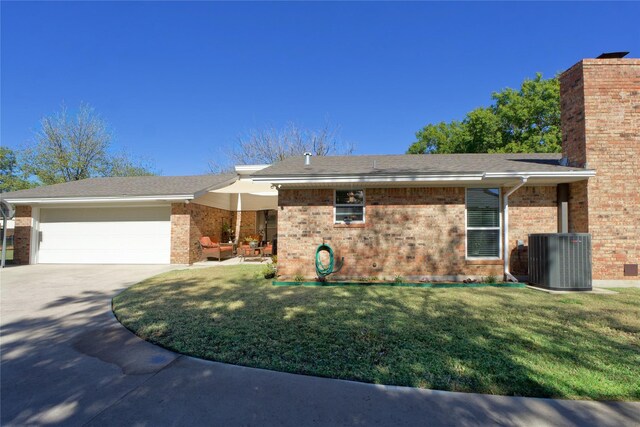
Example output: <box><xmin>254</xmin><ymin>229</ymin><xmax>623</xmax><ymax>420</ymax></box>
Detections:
<box><xmin>0</xmin><ymin>147</ymin><xmax>34</xmax><ymax>192</ymax></box>
<box><xmin>22</xmin><ymin>103</ymin><xmax>155</xmax><ymax>185</ymax></box>
<box><xmin>408</xmin><ymin>74</ymin><xmax>561</xmax><ymax>154</ymax></box>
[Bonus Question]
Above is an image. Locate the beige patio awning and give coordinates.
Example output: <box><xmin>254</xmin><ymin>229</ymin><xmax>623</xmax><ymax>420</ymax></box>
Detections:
<box><xmin>192</xmin><ymin>166</ymin><xmax>279</xmax><ymax>224</ymax></box>
<box><xmin>210</xmin><ymin>179</ymin><xmax>277</xmax><ymax>196</ymax></box>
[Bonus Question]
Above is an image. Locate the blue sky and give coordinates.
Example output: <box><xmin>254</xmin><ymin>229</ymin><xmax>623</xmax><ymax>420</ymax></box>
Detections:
<box><xmin>2</xmin><ymin>2</ymin><xmax>638</xmax><ymax>176</ymax></box>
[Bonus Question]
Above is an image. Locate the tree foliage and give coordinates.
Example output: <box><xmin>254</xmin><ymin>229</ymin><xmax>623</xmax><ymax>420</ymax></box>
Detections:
<box><xmin>0</xmin><ymin>147</ymin><xmax>34</xmax><ymax>192</ymax></box>
<box><xmin>211</xmin><ymin>122</ymin><xmax>354</xmax><ymax>171</ymax></box>
<box><xmin>408</xmin><ymin>74</ymin><xmax>561</xmax><ymax>154</ymax></box>
<box><xmin>22</xmin><ymin>103</ymin><xmax>155</xmax><ymax>185</ymax></box>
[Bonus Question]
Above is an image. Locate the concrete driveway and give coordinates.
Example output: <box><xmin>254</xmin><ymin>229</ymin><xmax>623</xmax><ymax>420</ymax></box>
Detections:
<box><xmin>1</xmin><ymin>265</ymin><xmax>639</xmax><ymax>426</ymax></box>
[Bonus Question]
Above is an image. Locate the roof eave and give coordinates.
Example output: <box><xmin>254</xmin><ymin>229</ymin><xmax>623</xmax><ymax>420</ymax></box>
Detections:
<box><xmin>483</xmin><ymin>170</ymin><xmax>596</xmax><ymax>178</ymax></box>
<box><xmin>253</xmin><ymin>170</ymin><xmax>595</xmax><ymax>185</ymax></box>
<box><xmin>3</xmin><ymin>194</ymin><xmax>196</xmax><ymax>205</ymax></box>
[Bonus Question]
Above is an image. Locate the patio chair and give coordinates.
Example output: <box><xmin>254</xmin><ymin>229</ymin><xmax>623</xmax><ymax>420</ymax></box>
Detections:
<box><xmin>199</xmin><ymin>236</ymin><xmax>234</xmax><ymax>262</ymax></box>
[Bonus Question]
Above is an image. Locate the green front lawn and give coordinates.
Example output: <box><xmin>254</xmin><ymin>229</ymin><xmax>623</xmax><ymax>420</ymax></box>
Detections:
<box><xmin>113</xmin><ymin>265</ymin><xmax>640</xmax><ymax>400</ymax></box>
<box><xmin>1</xmin><ymin>248</ymin><xmax>13</xmax><ymax>261</ymax></box>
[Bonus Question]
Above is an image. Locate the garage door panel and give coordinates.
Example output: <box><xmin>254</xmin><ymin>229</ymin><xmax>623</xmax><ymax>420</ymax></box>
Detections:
<box><xmin>40</xmin><ymin>207</ymin><xmax>169</xmax><ymax>223</ymax></box>
<box><xmin>38</xmin><ymin>207</ymin><xmax>171</xmax><ymax>264</ymax></box>
<box><xmin>40</xmin><ymin>223</ymin><xmax>169</xmax><ymax>248</ymax></box>
<box><xmin>38</xmin><ymin>248</ymin><xmax>169</xmax><ymax>264</ymax></box>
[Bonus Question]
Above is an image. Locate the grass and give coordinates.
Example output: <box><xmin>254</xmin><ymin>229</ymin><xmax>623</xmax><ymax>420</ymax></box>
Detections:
<box><xmin>113</xmin><ymin>265</ymin><xmax>640</xmax><ymax>401</ymax></box>
<box><xmin>1</xmin><ymin>249</ymin><xmax>13</xmax><ymax>261</ymax></box>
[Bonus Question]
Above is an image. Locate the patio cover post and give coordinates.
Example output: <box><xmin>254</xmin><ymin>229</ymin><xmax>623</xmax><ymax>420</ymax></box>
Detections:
<box><xmin>235</xmin><ymin>193</ymin><xmax>242</xmax><ymax>245</ymax></box>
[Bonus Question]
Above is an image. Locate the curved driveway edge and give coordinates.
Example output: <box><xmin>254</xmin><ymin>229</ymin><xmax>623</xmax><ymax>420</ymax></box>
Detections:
<box><xmin>2</xmin><ymin>265</ymin><xmax>639</xmax><ymax>426</ymax></box>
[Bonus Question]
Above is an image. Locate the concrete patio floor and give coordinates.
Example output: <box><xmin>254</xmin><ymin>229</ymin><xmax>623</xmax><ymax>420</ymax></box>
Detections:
<box><xmin>1</xmin><ymin>264</ymin><xmax>639</xmax><ymax>426</ymax></box>
<box><xmin>192</xmin><ymin>255</ymin><xmax>271</xmax><ymax>268</ymax></box>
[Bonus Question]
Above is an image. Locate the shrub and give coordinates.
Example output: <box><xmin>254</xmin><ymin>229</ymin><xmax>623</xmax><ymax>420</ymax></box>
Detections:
<box><xmin>394</xmin><ymin>274</ymin><xmax>404</xmax><ymax>284</ymax></box>
<box><xmin>262</xmin><ymin>263</ymin><xmax>277</xmax><ymax>279</ymax></box>
<box><xmin>483</xmin><ymin>275</ymin><xmax>497</xmax><ymax>284</ymax></box>
<box><xmin>293</xmin><ymin>274</ymin><xmax>305</xmax><ymax>283</ymax></box>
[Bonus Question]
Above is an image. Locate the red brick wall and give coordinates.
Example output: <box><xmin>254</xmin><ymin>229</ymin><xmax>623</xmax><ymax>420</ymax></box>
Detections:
<box><xmin>171</xmin><ymin>202</ymin><xmax>233</xmax><ymax>264</ymax></box>
<box><xmin>561</xmin><ymin>62</ymin><xmax>588</xmax><ymax>168</ymax></box>
<box><xmin>277</xmin><ymin>187</ymin><xmax>555</xmax><ymax>281</ymax></box>
<box><xmin>560</xmin><ymin>58</ymin><xmax>640</xmax><ymax>280</ymax></box>
<box><xmin>13</xmin><ymin>205</ymin><xmax>32</xmax><ymax>264</ymax></box>
<box><xmin>567</xmin><ymin>181</ymin><xmax>589</xmax><ymax>233</ymax></box>
<box><xmin>508</xmin><ymin>186</ymin><xmax>558</xmax><ymax>275</ymax></box>
<box><xmin>190</xmin><ymin>203</ymin><xmax>233</xmax><ymax>244</ymax></box>
<box><xmin>232</xmin><ymin>211</ymin><xmax>257</xmax><ymax>242</ymax></box>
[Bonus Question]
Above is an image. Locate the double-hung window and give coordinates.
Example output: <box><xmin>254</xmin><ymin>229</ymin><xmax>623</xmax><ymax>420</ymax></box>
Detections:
<box><xmin>334</xmin><ymin>190</ymin><xmax>365</xmax><ymax>223</ymax></box>
<box><xmin>466</xmin><ymin>188</ymin><xmax>501</xmax><ymax>258</ymax></box>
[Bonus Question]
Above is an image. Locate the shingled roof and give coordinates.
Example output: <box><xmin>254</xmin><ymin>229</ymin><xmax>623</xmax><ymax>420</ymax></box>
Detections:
<box><xmin>1</xmin><ymin>174</ymin><xmax>237</xmax><ymax>201</ymax></box>
<box><xmin>252</xmin><ymin>153</ymin><xmax>581</xmax><ymax>177</ymax></box>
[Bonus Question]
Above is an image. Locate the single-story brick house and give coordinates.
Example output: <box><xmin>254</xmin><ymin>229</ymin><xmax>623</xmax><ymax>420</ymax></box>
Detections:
<box><xmin>2</xmin><ymin>56</ymin><xmax>638</xmax><ymax>285</ymax></box>
<box><xmin>251</xmin><ymin>153</ymin><xmax>594</xmax><ymax>282</ymax></box>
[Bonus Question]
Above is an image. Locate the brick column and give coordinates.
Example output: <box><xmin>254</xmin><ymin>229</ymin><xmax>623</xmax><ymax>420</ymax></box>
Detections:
<box><xmin>13</xmin><ymin>206</ymin><xmax>32</xmax><ymax>265</ymax></box>
<box><xmin>560</xmin><ymin>58</ymin><xmax>640</xmax><ymax>280</ymax></box>
<box><xmin>170</xmin><ymin>202</ymin><xmax>235</xmax><ymax>264</ymax></box>
<box><xmin>170</xmin><ymin>203</ymin><xmax>192</xmax><ymax>264</ymax></box>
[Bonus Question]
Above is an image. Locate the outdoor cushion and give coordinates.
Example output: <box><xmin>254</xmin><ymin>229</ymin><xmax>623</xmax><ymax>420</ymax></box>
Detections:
<box><xmin>200</xmin><ymin>236</ymin><xmax>233</xmax><ymax>262</ymax></box>
<box><xmin>199</xmin><ymin>236</ymin><xmax>218</xmax><ymax>248</ymax></box>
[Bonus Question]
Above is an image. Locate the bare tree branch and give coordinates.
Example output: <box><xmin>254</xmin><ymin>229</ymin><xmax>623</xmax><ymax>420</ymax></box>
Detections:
<box><xmin>209</xmin><ymin>122</ymin><xmax>354</xmax><ymax>172</ymax></box>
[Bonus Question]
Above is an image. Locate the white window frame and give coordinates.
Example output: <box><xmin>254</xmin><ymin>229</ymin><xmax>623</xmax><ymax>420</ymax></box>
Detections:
<box><xmin>465</xmin><ymin>187</ymin><xmax>502</xmax><ymax>260</ymax></box>
<box><xmin>334</xmin><ymin>189</ymin><xmax>366</xmax><ymax>224</ymax></box>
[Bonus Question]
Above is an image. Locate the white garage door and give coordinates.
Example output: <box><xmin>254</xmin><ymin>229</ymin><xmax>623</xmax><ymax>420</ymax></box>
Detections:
<box><xmin>37</xmin><ymin>206</ymin><xmax>171</xmax><ymax>264</ymax></box>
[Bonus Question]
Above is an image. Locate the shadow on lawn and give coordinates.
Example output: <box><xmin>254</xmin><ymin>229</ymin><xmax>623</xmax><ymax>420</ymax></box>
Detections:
<box><xmin>113</xmin><ymin>266</ymin><xmax>640</xmax><ymax>401</ymax></box>
<box><xmin>4</xmin><ymin>267</ymin><xmax>638</xmax><ymax>427</ymax></box>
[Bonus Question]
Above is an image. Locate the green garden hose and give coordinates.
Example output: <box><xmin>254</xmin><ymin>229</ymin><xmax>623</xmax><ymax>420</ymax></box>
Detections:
<box><xmin>315</xmin><ymin>244</ymin><xmax>334</xmax><ymax>277</ymax></box>
<box><xmin>315</xmin><ymin>243</ymin><xmax>343</xmax><ymax>278</ymax></box>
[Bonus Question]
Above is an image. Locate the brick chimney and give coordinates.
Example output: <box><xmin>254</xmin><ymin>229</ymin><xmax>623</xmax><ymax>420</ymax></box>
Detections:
<box><xmin>559</xmin><ymin>55</ymin><xmax>640</xmax><ymax>281</ymax></box>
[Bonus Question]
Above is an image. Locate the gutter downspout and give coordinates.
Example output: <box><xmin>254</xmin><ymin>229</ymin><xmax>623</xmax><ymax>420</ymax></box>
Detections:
<box><xmin>503</xmin><ymin>176</ymin><xmax>528</xmax><ymax>282</ymax></box>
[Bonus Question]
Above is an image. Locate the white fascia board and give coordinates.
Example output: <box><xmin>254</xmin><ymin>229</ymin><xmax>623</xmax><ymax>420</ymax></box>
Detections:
<box><xmin>483</xmin><ymin>170</ymin><xmax>595</xmax><ymax>179</ymax></box>
<box><xmin>252</xmin><ymin>173</ymin><xmax>485</xmax><ymax>184</ymax></box>
<box><xmin>4</xmin><ymin>195</ymin><xmax>195</xmax><ymax>205</ymax></box>
<box><xmin>252</xmin><ymin>170</ymin><xmax>595</xmax><ymax>185</ymax></box>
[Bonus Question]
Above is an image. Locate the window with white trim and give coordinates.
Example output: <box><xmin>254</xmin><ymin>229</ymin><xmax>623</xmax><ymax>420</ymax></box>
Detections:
<box><xmin>334</xmin><ymin>189</ymin><xmax>365</xmax><ymax>223</ymax></box>
<box><xmin>466</xmin><ymin>188</ymin><xmax>501</xmax><ymax>258</ymax></box>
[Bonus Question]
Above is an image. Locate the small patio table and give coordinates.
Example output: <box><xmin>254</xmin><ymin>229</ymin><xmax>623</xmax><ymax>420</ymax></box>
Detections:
<box><xmin>239</xmin><ymin>245</ymin><xmax>265</xmax><ymax>262</ymax></box>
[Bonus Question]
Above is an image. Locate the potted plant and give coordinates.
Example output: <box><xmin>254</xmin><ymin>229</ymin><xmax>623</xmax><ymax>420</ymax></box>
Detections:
<box><xmin>244</xmin><ymin>235</ymin><xmax>259</xmax><ymax>248</ymax></box>
<box><xmin>221</xmin><ymin>223</ymin><xmax>234</xmax><ymax>243</ymax></box>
